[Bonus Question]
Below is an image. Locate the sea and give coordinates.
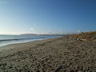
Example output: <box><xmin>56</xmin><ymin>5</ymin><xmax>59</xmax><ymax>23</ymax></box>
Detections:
<box><xmin>0</xmin><ymin>35</ymin><xmax>59</xmax><ymax>47</ymax></box>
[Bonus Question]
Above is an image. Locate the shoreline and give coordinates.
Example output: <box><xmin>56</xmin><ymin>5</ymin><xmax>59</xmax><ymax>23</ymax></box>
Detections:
<box><xmin>0</xmin><ymin>36</ymin><xmax>96</xmax><ymax>72</ymax></box>
<box><xmin>0</xmin><ymin>36</ymin><xmax>60</xmax><ymax>47</ymax></box>
<box><xmin>0</xmin><ymin>37</ymin><xmax>59</xmax><ymax>57</ymax></box>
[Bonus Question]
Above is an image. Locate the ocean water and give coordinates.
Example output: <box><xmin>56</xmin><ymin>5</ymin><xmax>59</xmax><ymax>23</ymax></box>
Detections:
<box><xmin>0</xmin><ymin>35</ymin><xmax>59</xmax><ymax>47</ymax></box>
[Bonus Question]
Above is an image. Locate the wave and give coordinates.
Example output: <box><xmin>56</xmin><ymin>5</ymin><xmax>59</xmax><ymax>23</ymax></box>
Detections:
<box><xmin>0</xmin><ymin>36</ymin><xmax>50</xmax><ymax>42</ymax></box>
<box><xmin>0</xmin><ymin>38</ymin><xmax>34</xmax><ymax>42</ymax></box>
<box><xmin>0</xmin><ymin>35</ymin><xmax>60</xmax><ymax>47</ymax></box>
<box><xmin>0</xmin><ymin>35</ymin><xmax>60</xmax><ymax>43</ymax></box>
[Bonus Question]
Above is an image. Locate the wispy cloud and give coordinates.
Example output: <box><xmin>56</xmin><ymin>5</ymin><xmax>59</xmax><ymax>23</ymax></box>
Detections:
<box><xmin>30</xmin><ymin>27</ymin><xmax>35</xmax><ymax>32</ymax></box>
<box><xmin>29</xmin><ymin>24</ymin><xmax>37</xmax><ymax>34</ymax></box>
<box><xmin>77</xmin><ymin>30</ymin><xmax>81</xmax><ymax>33</ymax></box>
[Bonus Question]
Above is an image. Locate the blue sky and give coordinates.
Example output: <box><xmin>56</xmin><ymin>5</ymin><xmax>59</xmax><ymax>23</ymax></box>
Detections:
<box><xmin>0</xmin><ymin>0</ymin><xmax>96</xmax><ymax>34</ymax></box>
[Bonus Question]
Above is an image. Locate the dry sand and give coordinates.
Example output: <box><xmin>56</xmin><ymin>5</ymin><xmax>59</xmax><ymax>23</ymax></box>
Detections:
<box><xmin>0</xmin><ymin>36</ymin><xmax>96</xmax><ymax>72</ymax></box>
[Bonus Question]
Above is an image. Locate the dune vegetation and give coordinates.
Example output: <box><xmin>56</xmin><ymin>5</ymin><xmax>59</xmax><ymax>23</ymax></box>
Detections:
<box><xmin>69</xmin><ymin>31</ymin><xmax>96</xmax><ymax>41</ymax></box>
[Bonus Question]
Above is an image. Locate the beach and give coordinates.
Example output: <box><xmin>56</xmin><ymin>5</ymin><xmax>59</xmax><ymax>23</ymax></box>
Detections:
<box><xmin>0</xmin><ymin>36</ymin><xmax>96</xmax><ymax>72</ymax></box>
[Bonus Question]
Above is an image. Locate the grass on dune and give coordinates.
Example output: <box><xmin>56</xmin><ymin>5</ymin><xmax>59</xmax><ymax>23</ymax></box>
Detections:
<box><xmin>69</xmin><ymin>31</ymin><xmax>96</xmax><ymax>41</ymax></box>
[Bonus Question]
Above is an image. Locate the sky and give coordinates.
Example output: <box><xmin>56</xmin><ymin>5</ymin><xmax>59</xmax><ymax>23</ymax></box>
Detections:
<box><xmin>0</xmin><ymin>0</ymin><xmax>96</xmax><ymax>34</ymax></box>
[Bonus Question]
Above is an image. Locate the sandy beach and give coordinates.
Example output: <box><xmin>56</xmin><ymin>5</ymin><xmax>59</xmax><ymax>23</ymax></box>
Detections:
<box><xmin>0</xmin><ymin>36</ymin><xmax>96</xmax><ymax>72</ymax></box>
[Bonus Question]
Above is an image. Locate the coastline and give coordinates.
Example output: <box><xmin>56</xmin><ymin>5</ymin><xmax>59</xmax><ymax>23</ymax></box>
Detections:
<box><xmin>0</xmin><ymin>35</ymin><xmax>60</xmax><ymax>47</ymax></box>
<box><xmin>0</xmin><ymin>36</ymin><xmax>96</xmax><ymax>72</ymax></box>
<box><xmin>0</xmin><ymin>37</ymin><xmax>61</xmax><ymax>59</ymax></box>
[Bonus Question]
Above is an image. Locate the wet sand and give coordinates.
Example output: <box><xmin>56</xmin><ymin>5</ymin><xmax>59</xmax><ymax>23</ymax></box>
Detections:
<box><xmin>0</xmin><ymin>36</ymin><xmax>96</xmax><ymax>72</ymax></box>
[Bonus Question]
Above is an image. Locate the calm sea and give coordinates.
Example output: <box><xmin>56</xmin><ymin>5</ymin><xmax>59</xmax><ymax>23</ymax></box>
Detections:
<box><xmin>0</xmin><ymin>35</ymin><xmax>59</xmax><ymax>47</ymax></box>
